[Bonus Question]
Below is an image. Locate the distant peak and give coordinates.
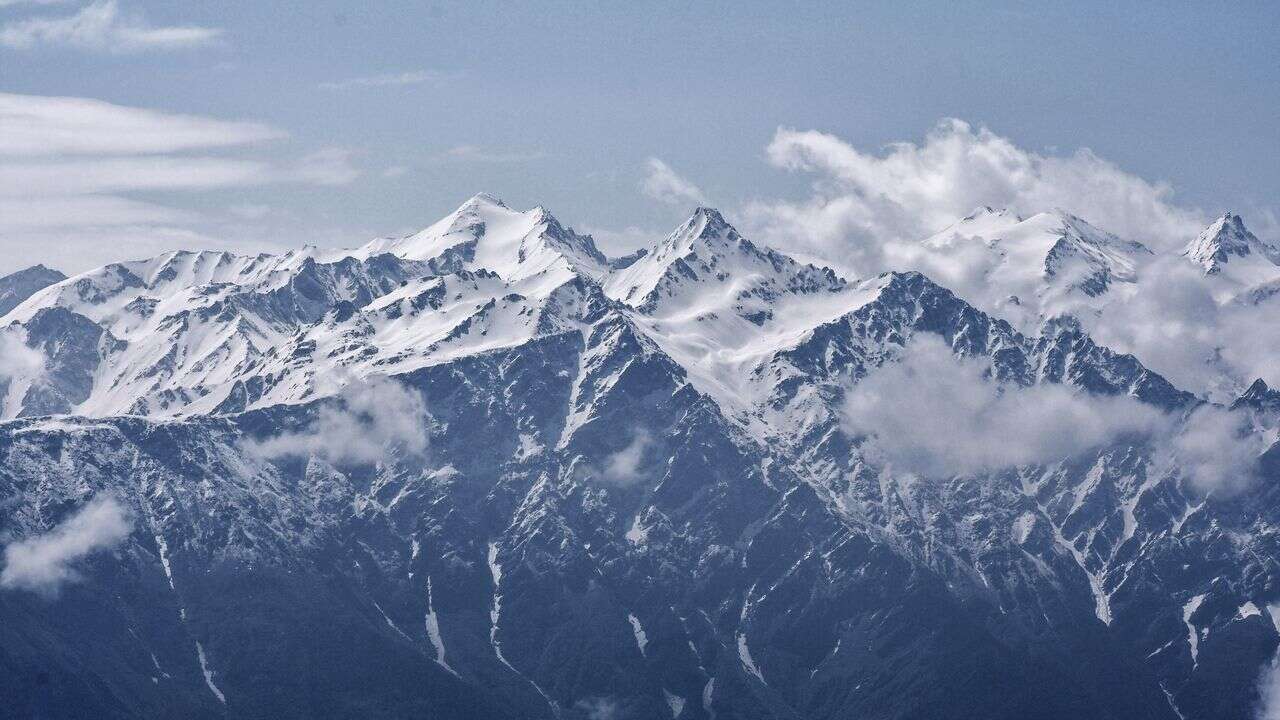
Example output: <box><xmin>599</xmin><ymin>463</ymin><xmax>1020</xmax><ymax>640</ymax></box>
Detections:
<box><xmin>1183</xmin><ymin>212</ymin><xmax>1277</xmax><ymax>272</ymax></box>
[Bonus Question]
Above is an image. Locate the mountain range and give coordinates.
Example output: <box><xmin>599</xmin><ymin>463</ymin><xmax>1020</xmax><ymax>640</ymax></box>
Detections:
<box><xmin>1</xmin><ymin>193</ymin><xmax>1278</xmax><ymax>719</ymax></box>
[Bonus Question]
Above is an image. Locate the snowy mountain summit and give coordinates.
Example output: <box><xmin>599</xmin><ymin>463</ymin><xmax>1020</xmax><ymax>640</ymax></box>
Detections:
<box><xmin>1</xmin><ymin>194</ymin><xmax>1279</xmax><ymax>720</ymax></box>
<box><xmin>1183</xmin><ymin>212</ymin><xmax>1280</xmax><ymax>275</ymax></box>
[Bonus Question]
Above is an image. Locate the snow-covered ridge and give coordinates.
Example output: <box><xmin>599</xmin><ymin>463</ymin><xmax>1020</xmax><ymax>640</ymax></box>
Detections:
<box><xmin>0</xmin><ymin>194</ymin><xmax>866</xmax><ymax>422</ymax></box>
<box><xmin>1</xmin><ymin>193</ymin><xmax>1275</xmax><ymax>421</ymax></box>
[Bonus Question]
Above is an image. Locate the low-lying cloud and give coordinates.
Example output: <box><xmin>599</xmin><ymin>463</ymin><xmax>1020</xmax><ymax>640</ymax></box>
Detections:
<box><xmin>841</xmin><ymin>334</ymin><xmax>1168</xmax><ymax>476</ymax></box>
<box><xmin>1169</xmin><ymin>404</ymin><xmax>1268</xmax><ymax>495</ymax></box>
<box><xmin>246</xmin><ymin>377</ymin><xmax>429</xmax><ymax>466</ymax></box>
<box><xmin>0</xmin><ymin>329</ymin><xmax>43</xmax><ymax>381</ymax></box>
<box><xmin>842</xmin><ymin>334</ymin><xmax>1267</xmax><ymax>491</ymax></box>
<box><xmin>574</xmin><ymin>430</ymin><xmax>655</xmax><ymax>487</ymax></box>
<box><xmin>1</xmin><ymin>495</ymin><xmax>132</xmax><ymax>597</ymax></box>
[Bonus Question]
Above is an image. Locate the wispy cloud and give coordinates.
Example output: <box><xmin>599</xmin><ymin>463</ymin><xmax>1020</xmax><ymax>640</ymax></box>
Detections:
<box><xmin>0</xmin><ymin>92</ymin><xmax>281</xmax><ymax>156</ymax></box>
<box><xmin>0</xmin><ymin>92</ymin><xmax>359</xmax><ymax>274</ymax></box>
<box><xmin>0</xmin><ymin>0</ymin><xmax>73</xmax><ymax>7</ymax></box>
<box><xmin>0</xmin><ymin>0</ymin><xmax>222</xmax><ymax>52</ymax></box>
<box><xmin>440</xmin><ymin>144</ymin><xmax>546</xmax><ymax>163</ymax></box>
<box><xmin>641</xmin><ymin>157</ymin><xmax>707</xmax><ymax>206</ymax></box>
<box><xmin>1</xmin><ymin>495</ymin><xmax>132</xmax><ymax>598</ymax></box>
<box><xmin>318</xmin><ymin>70</ymin><xmax>443</xmax><ymax>90</ymax></box>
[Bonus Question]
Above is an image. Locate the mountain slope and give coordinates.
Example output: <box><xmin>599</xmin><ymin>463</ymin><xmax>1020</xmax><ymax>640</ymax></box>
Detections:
<box><xmin>0</xmin><ymin>196</ymin><xmax>1277</xmax><ymax>720</ymax></box>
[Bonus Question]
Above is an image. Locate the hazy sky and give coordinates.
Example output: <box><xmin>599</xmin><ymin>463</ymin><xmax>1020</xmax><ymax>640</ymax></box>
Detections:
<box><xmin>2</xmin><ymin>0</ymin><xmax>1278</xmax><ymax>274</ymax></box>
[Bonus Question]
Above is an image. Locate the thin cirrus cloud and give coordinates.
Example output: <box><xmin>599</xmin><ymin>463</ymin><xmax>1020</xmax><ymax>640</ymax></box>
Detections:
<box><xmin>440</xmin><ymin>144</ymin><xmax>546</xmax><ymax>163</ymax></box>
<box><xmin>0</xmin><ymin>92</ymin><xmax>359</xmax><ymax>275</ymax></box>
<box><xmin>0</xmin><ymin>0</ymin><xmax>222</xmax><ymax>52</ymax></box>
<box><xmin>0</xmin><ymin>92</ymin><xmax>282</xmax><ymax>156</ymax></box>
<box><xmin>317</xmin><ymin>70</ymin><xmax>444</xmax><ymax>90</ymax></box>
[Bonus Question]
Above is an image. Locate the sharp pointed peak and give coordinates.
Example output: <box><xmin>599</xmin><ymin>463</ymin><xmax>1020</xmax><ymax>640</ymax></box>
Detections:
<box><xmin>1183</xmin><ymin>211</ymin><xmax>1277</xmax><ymax>271</ymax></box>
<box><xmin>460</xmin><ymin>191</ymin><xmax>508</xmax><ymax>209</ymax></box>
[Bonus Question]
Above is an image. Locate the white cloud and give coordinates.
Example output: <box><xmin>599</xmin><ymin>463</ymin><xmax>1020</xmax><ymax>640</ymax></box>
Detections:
<box><xmin>382</xmin><ymin>165</ymin><xmax>409</xmax><ymax>179</ymax></box>
<box><xmin>574</xmin><ymin>431</ymin><xmax>655</xmax><ymax>487</ymax></box>
<box><xmin>0</xmin><ymin>92</ymin><xmax>359</xmax><ymax>275</ymax></box>
<box><xmin>0</xmin><ymin>495</ymin><xmax>131</xmax><ymax>597</ymax></box>
<box><xmin>0</xmin><ymin>328</ymin><xmax>43</xmax><ymax>383</ymax></box>
<box><xmin>1167</xmin><ymin>404</ymin><xmax>1266</xmax><ymax>495</ymax></box>
<box><xmin>599</xmin><ymin>431</ymin><xmax>652</xmax><ymax>486</ymax></box>
<box><xmin>841</xmin><ymin>334</ymin><xmax>1168</xmax><ymax>476</ymax></box>
<box><xmin>1076</xmin><ymin>254</ymin><xmax>1280</xmax><ymax>397</ymax></box>
<box><xmin>0</xmin><ymin>92</ymin><xmax>282</xmax><ymax>157</ymax></box>
<box><xmin>317</xmin><ymin>70</ymin><xmax>442</xmax><ymax>90</ymax></box>
<box><xmin>641</xmin><ymin>158</ymin><xmax>707</xmax><ymax>207</ymax></box>
<box><xmin>841</xmin><ymin>333</ymin><xmax>1269</xmax><ymax>493</ymax></box>
<box><xmin>0</xmin><ymin>0</ymin><xmax>222</xmax><ymax>52</ymax></box>
<box><xmin>746</xmin><ymin>120</ymin><xmax>1205</xmax><ymax>274</ymax></box>
<box><xmin>247</xmin><ymin>377</ymin><xmax>429</xmax><ymax>466</ymax></box>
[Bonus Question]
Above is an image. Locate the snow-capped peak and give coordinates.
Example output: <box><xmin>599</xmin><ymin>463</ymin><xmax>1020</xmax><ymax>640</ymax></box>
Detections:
<box><xmin>604</xmin><ymin>206</ymin><xmax>842</xmax><ymax>312</ymax></box>
<box><xmin>352</xmin><ymin>193</ymin><xmax>607</xmax><ymax>285</ymax></box>
<box><xmin>1183</xmin><ymin>213</ymin><xmax>1279</xmax><ymax>274</ymax></box>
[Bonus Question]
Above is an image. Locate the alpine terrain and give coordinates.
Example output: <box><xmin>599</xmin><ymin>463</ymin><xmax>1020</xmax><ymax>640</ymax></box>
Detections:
<box><xmin>2</xmin><ymin>193</ymin><xmax>1278</xmax><ymax>720</ymax></box>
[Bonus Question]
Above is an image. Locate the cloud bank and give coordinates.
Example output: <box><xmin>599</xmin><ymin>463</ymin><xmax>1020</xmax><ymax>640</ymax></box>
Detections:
<box><xmin>841</xmin><ymin>334</ymin><xmax>1264</xmax><ymax>492</ymax></box>
<box><xmin>247</xmin><ymin>377</ymin><xmax>429</xmax><ymax>466</ymax></box>
<box><xmin>841</xmin><ymin>334</ymin><xmax>1167</xmax><ymax>477</ymax></box>
<box><xmin>746</xmin><ymin>120</ymin><xmax>1205</xmax><ymax>272</ymax></box>
<box><xmin>1</xmin><ymin>495</ymin><xmax>132</xmax><ymax>597</ymax></box>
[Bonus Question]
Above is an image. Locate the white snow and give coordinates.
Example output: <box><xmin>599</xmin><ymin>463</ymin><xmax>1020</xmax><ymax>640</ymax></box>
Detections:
<box><xmin>372</xmin><ymin>600</ymin><xmax>413</xmax><ymax>643</ymax></box>
<box><xmin>701</xmin><ymin>678</ymin><xmax>716</xmax><ymax>720</ymax></box>
<box><xmin>195</xmin><ymin>641</ymin><xmax>226</xmax><ymax>704</ymax></box>
<box><xmin>1238</xmin><ymin>601</ymin><xmax>1263</xmax><ymax>620</ymax></box>
<box><xmin>486</xmin><ymin>542</ymin><xmax>509</xmax><ymax>667</ymax></box>
<box><xmin>1042</xmin><ymin>505</ymin><xmax>1111</xmax><ymax>625</ymax></box>
<box><xmin>628</xmin><ymin>613</ymin><xmax>648</xmax><ymax>656</ymax></box>
<box><xmin>1184</xmin><ymin>594</ymin><xmax>1206</xmax><ymax>665</ymax></box>
<box><xmin>737</xmin><ymin>633</ymin><xmax>765</xmax><ymax>684</ymax></box>
<box><xmin>424</xmin><ymin>576</ymin><xmax>457</xmax><ymax>676</ymax></box>
<box><xmin>625</xmin><ymin>513</ymin><xmax>648</xmax><ymax>545</ymax></box>
<box><xmin>663</xmin><ymin>689</ymin><xmax>685</xmax><ymax>718</ymax></box>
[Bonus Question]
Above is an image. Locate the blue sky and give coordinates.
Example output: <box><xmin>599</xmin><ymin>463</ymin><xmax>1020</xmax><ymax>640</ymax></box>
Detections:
<box><xmin>1</xmin><ymin>0</ymin><xmax>1278</xmax><ymax>273</ymax></box>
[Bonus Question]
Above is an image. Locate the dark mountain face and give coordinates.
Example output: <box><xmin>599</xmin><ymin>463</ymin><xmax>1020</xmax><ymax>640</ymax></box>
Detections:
<box><xmin>1</xmin><ymin>200</ymin><xmax>1277</xmax><ymax>720</ymax></box>
<box><xmin>0</xmin><ymin>264</ymin><xmax>65</xmax><ymax>317</ymax></box>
